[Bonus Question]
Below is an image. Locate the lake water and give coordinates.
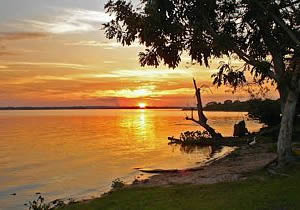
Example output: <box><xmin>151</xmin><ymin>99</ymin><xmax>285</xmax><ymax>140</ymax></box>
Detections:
<box><xmin>0</xmin><ymin>109</ymin><xmax>263</xmax><ymax>209</ymax></box>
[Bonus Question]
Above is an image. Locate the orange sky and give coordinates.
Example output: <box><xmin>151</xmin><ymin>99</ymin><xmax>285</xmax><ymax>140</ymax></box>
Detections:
<box><xmin>0</xmin><ymin>1</ymin><xmax>278</xmax><ymax>107</ymax></box>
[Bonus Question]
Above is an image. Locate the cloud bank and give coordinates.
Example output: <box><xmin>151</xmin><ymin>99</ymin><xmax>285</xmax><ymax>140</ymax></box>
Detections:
<box><xmin>23</xmin><ymin>8</ymin><xmax>113</xmax><ymax>34</ymax></box>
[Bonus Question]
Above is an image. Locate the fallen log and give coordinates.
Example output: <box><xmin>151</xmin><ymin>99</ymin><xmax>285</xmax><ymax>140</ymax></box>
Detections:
<box><xmin>138</xmin><ymin>168</ymin><xmax>179</xmax><ymax>173</ymax></box>
<box><xmin>137</xmin><ymin>167</ymin><xmax>204</xmax><ymax>174</ymax></box>
<box><xmin>168</xmin><ymin>136</ymin><xmax>253</xmax><ymax>147</ymax></box>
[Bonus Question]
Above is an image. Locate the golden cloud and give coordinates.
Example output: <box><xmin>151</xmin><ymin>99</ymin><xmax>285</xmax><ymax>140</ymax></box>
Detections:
<box><xmin>0</xmin><ymin>32</ymin><xmax>48</xmax><ymax>41</ymax></box>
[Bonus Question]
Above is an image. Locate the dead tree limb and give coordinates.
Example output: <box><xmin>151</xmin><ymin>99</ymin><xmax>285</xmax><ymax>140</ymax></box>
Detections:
<box><xmin>186</xmin><ymin>79</ymin><xmax>223</xmax><ymax>139</ymax></box>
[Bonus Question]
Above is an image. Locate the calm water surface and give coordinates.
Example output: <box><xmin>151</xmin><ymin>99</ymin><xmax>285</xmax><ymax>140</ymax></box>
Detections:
<box><xmin>0</xmin><ymin>109</ymin><xmax>263</xmax><ymax>209</ymax></box>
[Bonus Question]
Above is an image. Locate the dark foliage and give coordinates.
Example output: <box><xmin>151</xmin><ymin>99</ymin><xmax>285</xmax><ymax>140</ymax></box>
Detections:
<box><xmin>103</xmin><ymin>0</ymin><xmax>299</xmax><ymax>89</ymax></box>
<box><xmin>248</xmin><ymin>99</ymin><xmax>281</xmax><ymax>126</ymax></box>
<box><xmin>204</xmin><ymin>98</ymin><xmax>282</xmax><ymax>126</ymax></box>
<box><xmin>180</xmin><ymin>130</ymin><xmax>211</xmax><ymax>142</ymax></box>
<box><xmin>24</xmin><ymin>195</ymin><xmax>50</xmax><ymax>210</ymax></box>
<box><xmin>204</xmin><ymin>100</ymin><xmax>251</xmax><ymax>111</ymax></box>
<box><xmin>111</xmin><ymin>178</ymin><xmax>125</xmax><ymax>190</ymax></box>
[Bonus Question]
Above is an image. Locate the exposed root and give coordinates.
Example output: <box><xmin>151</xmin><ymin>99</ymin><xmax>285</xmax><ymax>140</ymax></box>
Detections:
<box><xmin>264</xmin><ymin>157</ymin><xmax>278</xmax><ymax>169</ymax></box>
<box><xmin>267</xmin><ymin>168</ymin><xmax>290</xmax><ymax>177</ymax></box>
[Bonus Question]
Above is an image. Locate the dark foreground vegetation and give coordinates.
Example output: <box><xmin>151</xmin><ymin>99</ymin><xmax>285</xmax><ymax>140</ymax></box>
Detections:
<box><xmin>59</xmin><ymin>163</ymin><xmax>300</xmax><ymax>210</ymax></box>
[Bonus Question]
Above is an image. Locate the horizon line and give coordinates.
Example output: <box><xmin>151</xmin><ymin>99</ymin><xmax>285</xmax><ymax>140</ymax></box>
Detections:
<box><xmin>0</xmin><ymin>106</ymin><xmax>188</xmax><ymax>111</ymax></box>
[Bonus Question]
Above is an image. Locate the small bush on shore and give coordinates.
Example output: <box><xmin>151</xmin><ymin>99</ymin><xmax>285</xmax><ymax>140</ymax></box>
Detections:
<box><xmin>24</xmin><ymin>195</ymin><xmax>50</xmax><ymax>210</ymax></box>
<box><xmin>111</xmin><ymin>178</ymin><xmax>125</xmax><ymax>190</ymax></box>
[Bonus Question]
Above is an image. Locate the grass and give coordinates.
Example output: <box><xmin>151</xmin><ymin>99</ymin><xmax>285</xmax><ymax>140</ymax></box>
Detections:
<box><xmin>59</xmin><ymin>163</ymin><xmax>300</xmax><ymax>210</ymax></box>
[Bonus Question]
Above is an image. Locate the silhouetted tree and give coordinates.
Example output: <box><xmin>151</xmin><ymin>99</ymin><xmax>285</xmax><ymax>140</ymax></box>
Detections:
<box><xmin>103</xmin><ymin>0</ymin><xmax>300</xmax><ymax>166</ymax></box>
<box><xmin>224</xmin><ymin>100</ymin><xmax>233</xmax><ymax>105</ymax></box>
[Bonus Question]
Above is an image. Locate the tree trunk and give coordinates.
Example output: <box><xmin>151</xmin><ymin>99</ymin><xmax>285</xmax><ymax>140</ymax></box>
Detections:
<box><xmin>186</xmin><ymin>79</ymin><xmax>223</xmax><ymax>139</ymax></box>
<box><xmin>199</xmin><ymin>120</ymin><xmax>222</xmax><ymax>139</ymax></box>
<box><xmin>277</xmin><ymin>88</ymin><xmax>298</xmax><ymax>166</ymax></box>
<box><xmin>278</xmin><ymin>85</ymin><xmax>289</xmax><ymax>114</ymax></box>
<box><xmin>277</xmin><ymin>54</ymin><xmax>300</xmax><ymax>166</ymax></box>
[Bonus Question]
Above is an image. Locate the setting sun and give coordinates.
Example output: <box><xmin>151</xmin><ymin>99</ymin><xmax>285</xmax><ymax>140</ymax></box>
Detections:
<box><xmin>138</xmin><ymin>103</ymin><xmax>147</xmax><ymax>109</ymax></box>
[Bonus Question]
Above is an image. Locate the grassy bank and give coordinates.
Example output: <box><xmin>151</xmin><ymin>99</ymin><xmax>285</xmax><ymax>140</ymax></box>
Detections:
<box><xmin>59</xmin><ymin>163</ymin><xmax>300</xmax><ymax>210</ymax></box>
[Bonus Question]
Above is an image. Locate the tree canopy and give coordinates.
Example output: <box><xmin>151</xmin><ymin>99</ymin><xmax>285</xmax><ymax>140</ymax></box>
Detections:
<box><xmin>104</xmin><ymin>0</ymin><xmax>299</xmax><ymax>89</ymax></box>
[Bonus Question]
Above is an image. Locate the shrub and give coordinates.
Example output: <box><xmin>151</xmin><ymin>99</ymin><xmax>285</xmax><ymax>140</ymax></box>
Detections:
<box><xmin>111</xmin><ymin>178</ymin><xmax>125</xmax><ymax>190</ymax></box>
<box><xmin>248</xmin><ymin>99</ymin><xmax>281</xmax><ymax>126</ymax></box>
<box><xmin>180</xmin><ymin>130</ymin><xmax>211</xmax><ymax>142</ymax></box>
<box><xmin>24</xmin><ymin>195</ymin><xmax>50</xmax><ymax>210</ymax></box>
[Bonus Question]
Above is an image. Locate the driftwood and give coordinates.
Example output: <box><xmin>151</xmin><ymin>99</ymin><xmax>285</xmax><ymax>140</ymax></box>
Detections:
<box><xmin>138</xmin><ymin>168</ymin><xmax>179</xmax><ymax>173</ymax></box>
<box><xmin>137</xmin><ymin>167</ymin><xmax>204</xmax><ymax>174</ymax></box>
<box><xmin>185</xmin><ymin>79</ymin><xmax>223</xmax><ymax>139</ymax></box>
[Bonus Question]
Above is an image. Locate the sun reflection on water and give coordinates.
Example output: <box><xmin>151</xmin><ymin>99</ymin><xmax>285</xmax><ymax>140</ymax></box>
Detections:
<box><xmin>0</xmin><ymin>109</ymin><xmax>264</xmax><ymax>209</ymax></box>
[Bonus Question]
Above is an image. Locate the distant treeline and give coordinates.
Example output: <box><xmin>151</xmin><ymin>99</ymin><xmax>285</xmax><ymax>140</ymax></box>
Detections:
<box><xmin>204</xmin><ymin>99</ymin><xmax>283</xmax><ymax>126</ymax></box>
<box><xmin>204</xmin><ymin>99</ymin><xmax>280</xmax><ymax>112</ymax></box>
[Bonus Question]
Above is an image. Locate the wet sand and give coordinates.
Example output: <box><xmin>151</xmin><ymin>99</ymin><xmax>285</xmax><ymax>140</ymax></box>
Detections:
<box><xmin>131</xmin><ymin>143</ymin><xmax>277</xmax><ymax>187</ymax></box>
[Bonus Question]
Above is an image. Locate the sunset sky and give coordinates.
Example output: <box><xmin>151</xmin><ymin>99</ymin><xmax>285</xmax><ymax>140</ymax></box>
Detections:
<box><xmin>0</xmin><ymin>0</ymin><xmax>278</xmax><ymax>107</ymax></box>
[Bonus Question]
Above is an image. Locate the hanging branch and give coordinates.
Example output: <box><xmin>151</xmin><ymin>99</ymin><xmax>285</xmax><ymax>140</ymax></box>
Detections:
<box><xmin>186</xmin><ymin>79</ymin><xmax>223</xmax><ymax>139</ymax></box>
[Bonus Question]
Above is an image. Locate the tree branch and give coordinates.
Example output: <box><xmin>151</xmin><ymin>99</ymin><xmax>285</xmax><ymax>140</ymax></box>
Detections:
<box><xmin>203</xmin><ymin>18</ymin><xmax>279</xmax><ymax>82</ymax></box>
<box><xmin>252</xmin><ymin>0</ymin><xmax>300</xmax><ymax>47</ymax></box>
<box><xmin>186</xmin><ymin>79</ymin><xmax>223</xmax><ymax>139</ymax></box>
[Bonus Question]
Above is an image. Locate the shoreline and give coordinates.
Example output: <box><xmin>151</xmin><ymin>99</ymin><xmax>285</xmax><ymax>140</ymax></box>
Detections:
<box><xmin>56</xmin><ymin>139</ymin><xmax>300</xmax><ymax>210</ymax></box>
<box><xmin>130</xmin><ymin>143</ymin><xmax>276</xmax><ymax>187</ymax></box>
<box><xmin>55</xmin><ymin>140</ymin><xmax>277</xmax><ymax>209</ymax></box>
<box><xmin>49</xmin><ymin>145</ymin><xmax>238</xmax><ymax>207</ymax></box>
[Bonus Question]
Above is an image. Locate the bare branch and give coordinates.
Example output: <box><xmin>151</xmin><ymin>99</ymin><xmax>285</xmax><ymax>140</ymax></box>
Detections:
<box><xmin>186</xmin><ymin>79</ymin><xmax>223</xmax><ymax>139</ymax></box>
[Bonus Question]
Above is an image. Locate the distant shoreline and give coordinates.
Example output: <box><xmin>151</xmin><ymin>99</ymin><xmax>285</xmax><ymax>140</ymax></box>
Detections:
<box><xmin>0</xmin><ymin>106</ymin><xmax>252</xmax><ymax>111</ymax></box>
<box><xmin>0</xmin><ymin>106</ymin><xmax>184</xmax><ymax>111</ymax></box>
